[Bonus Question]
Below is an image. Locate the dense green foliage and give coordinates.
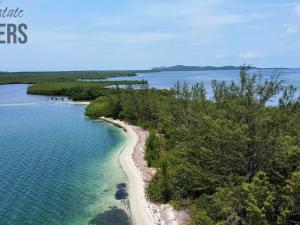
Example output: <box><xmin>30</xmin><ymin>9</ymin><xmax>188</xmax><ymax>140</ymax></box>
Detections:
<box><xmin>27</xmin><ymin>81</ymin><xmax>145</xmax><ymax>101</ymax></box>
<box><xmin>145</xmin><ymin>129</ymin><xmax>163</xmax><ymax>167</ymax></box>
<box><xmin>86</xmin><ymin>67</ymin><xmax>300</xmax><ymax>225</ymax></box>
<box><xmin>86</xmin><ymin>83</ymin><xmax>170</xmax><ymax>126</ymax></box>
<box><xmin>0</xmin><ymin>70</ymin><xmax>136</xmax><ymax>84</ymax></box>
<box><xmin>0</xmin><ymin>70</ymin><xmax>146</xmax><ymax>101</ymax></box>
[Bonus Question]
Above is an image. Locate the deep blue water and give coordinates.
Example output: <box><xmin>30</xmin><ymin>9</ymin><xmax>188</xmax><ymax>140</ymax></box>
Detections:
<box><xmin>106</xmin><ymin>69</ymin><xmax>300</xmax><ymax>98</ymax></box>
<box><xmin>0</xmin><ymin>85</ymin><xmax>127</xmax><ymax>225</ymax></box>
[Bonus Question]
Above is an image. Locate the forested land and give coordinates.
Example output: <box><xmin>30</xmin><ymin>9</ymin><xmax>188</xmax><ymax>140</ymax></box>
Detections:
<box><xmin>27</xmin><ymin>80</ymin><xmax>145</xmax><ymax>101</ymax></box>
<box><xmin>0</xmin><ymin>70</ymin><xmax>136</xmax><ymax>84</ymax></box>
<box><xmin>86</xmin><ymin>67</ymin><xmax>300</xmax><ymax>225</ymax></box>
<box><xmin>3</xmin><ymin>67</ymin><xmax>299</xmax><ymax>224</ymax></box>
<box><xmin>0</xmin><ymin>70</ymin><xmax>145</xmax><ymax>100</ymax></box>
<box><xmin>151</xmin><ymin>65</ymin><xmax>257</xmax><ymax>72</ymax></box>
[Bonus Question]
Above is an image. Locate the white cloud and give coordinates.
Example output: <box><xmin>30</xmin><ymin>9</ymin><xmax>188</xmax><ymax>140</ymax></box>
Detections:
<box><xmin>94</xmin><ymin>1</ymin><xmax>246</xmax><ymax>30</ymax></box>
<box><xmin>282</xmin><ymin>24</ymin><xmax>298</xmax><ymax>36</ymax></box>
<box><xmin>134</xmin><ymin>0</ymin><xmax>261</xmax><ymax>31</ymax></box>
<box><xmin>90</xmin><ymin>0</ymin><xmax>267</xmax><ymax>46</ymax></box>
<box><xmin>295</xmin><ymin>3</ymin><xmax>300</xmax><ymax>17</ymax></box>
<box><xmin>240</xmin><ymin>51</ymin><xmax>264</xmax><ymax>59</ymax></box>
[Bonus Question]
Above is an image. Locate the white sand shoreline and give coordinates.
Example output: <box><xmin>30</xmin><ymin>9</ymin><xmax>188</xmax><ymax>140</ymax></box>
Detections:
<box><xmin>67</xmin><ymin>101</ymin><xmax>91</xmax><ymax>105</ymax></box>
<box><xmin>101</xmin><ymin>117</ymin><xmax>187</xmax><ymax>225</ymax></box>
<box><xmin>101</xmin><ymin>117</ymin><xmax>157</xmax><ymax>225</ymax></box>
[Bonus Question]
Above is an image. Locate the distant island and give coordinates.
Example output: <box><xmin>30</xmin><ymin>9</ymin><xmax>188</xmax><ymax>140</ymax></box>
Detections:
<box><xmin>151</xmin><ymin>65</ymin><xmax>258</xmax><ymax>72</ymax></box>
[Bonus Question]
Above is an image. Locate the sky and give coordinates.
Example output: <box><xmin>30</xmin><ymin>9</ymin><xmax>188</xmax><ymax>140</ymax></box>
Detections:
<box><xmin>1</xmin><ymin>0</ymin><xmax>300</xmax><ymax>71</ymax></box>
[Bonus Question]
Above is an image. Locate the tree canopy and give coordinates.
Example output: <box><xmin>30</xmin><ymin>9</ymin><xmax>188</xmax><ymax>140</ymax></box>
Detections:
<box><xmin>86</xmin><ymin>67</ymin><xmax>300</xmax><ymax>225</ymax></box>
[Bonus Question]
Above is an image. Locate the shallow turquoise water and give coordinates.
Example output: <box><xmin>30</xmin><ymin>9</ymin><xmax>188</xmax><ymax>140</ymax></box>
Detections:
<box><xmin>0</xmin><ymin>85</ymin><xmax>128</xmax><ymax>225</ymax></box>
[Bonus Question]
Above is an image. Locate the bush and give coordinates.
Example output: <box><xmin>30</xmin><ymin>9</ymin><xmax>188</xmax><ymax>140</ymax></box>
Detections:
<box><xmin>85</xmin><ymin>95</ymin><xmax>121</xmax><ymax>118</ymax></box>
<box><xmin>145</xmin><ymin>129</ymin><xmax>161</xmax><ymax>167</ymax></box>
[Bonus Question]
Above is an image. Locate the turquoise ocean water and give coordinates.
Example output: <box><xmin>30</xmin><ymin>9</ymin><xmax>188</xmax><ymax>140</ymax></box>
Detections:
<box><xmin>0</xmin><ymin>85</ymin><xmax>129</xmax><ymax>225</ymax></box>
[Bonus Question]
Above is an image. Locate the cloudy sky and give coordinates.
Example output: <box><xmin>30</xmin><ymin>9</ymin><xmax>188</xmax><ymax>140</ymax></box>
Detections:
<box><xmin>1</xmin><ymin>0</ymin><xmax>300</xmax><ymax>71</ymax></box>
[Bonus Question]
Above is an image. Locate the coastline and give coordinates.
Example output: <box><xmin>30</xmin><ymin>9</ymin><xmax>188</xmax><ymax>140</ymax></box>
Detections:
<box><xmin>101</xmin><ymin>117</ymin><xmax>187</xmax><ymax>225</ymax></box>
<box><xmin>69</xmin><ymin>101</ymin><xmax>91</xmax><ymax>105</ymax></box>
<box><xmin>31</xmin><ymin>95</ymin><xmax>187</xmax><ymax>224</ymax></box>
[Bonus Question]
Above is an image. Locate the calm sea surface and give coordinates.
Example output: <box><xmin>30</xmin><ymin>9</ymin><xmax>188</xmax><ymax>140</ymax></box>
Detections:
<box><xmin>0</xmin><ymin>85</ymin><xmax>128</xmax><ymax>225</ymax></box>
<box><xmin>106</xmin><ymin>69</ymin><xmax>300</xmax><ymax>98</ymax></box>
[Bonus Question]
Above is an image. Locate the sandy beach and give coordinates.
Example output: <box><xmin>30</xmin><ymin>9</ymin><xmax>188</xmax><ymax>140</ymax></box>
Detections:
<box><xmin>67</xmin><ymin>101</ymin><xmax>91</xmax><ymax>105</ymax></box>
<box><xmin>101</xmin><ymin>117</ymin><xmax>189</xmax><ymax>225</ymax></box>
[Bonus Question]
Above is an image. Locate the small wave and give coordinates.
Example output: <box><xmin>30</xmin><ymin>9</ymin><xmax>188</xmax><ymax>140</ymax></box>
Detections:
<box><xmin>64</xmin><ymin>101</ymin><xmax>90</xmax><ymax>105</ymax></box>
<box><xmin>0</xmin><ymin>102</ymin><xmax>39</xmax><ymax>107</ymax></box>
